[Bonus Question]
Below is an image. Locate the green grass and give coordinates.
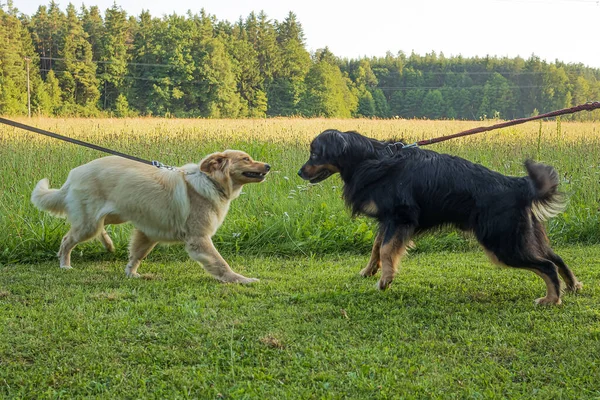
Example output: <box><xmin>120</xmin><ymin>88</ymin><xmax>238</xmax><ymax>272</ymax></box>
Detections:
<box><xmin>1</xmin><ymin>118</ymin><xmax>599</xmax><ymax>397</ymax></box>
<box><xmin>1</xmin><ymin>246</ymin><xmax>599</xmax><ymax>398</ymax></box>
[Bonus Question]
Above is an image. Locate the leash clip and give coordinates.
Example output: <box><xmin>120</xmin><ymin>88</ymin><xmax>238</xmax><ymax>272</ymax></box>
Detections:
<box><xmin>385</xmin><ymin>142</ymin><xmax>402</xmax><ymax>156</ymax></box>
<box><xmin>385</xmin><ymin>142</ymin><xmax>419</xmax><ymax>156</ymax></box>
<box><xmin>152</xmin><ymin>160</ymin><xmax>178</xmax><ymax>171</ymax></box>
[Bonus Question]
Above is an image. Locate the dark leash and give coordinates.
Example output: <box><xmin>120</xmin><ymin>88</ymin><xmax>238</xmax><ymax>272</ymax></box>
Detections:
<box><xmin>0</xmin><ymin>117</ymin><xmax>176</xmax><ymax>169</ymax></box>
<box><xmin>386</xmin><ymin>101</ymin><xmax>600</xmax><ymax>155</ymax></box>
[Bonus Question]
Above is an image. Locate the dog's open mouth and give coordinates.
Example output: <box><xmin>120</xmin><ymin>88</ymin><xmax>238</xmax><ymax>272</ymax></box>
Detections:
<box><xmin>242</xmin><ymin>171</ymin><xmax>267</xmax><ymax>180</ymax></box>
<box><xmin>309</xmin><ymin>169</ymin><xmax>332</xmax><ymax>184</ymax></box>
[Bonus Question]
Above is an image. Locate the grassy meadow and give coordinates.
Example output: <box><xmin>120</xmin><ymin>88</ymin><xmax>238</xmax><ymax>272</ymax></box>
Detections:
<box><xmin>1</xmin><ymin>117</ymin><xmax>599</xmax><ymax>263</ymax></box>
<box><xmin>1</xmin><ymin>117</ymin><xmax>600</xmax><ymax>398</ymax></box>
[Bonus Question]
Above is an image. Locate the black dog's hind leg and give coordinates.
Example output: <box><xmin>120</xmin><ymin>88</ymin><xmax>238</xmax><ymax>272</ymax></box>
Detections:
<box><xmin>523</xmin><ymin>259</ymin><xmax>563</xmax><ymax>305</ymax></box>
<box><xmin>532</xmin><ymin>219</ymin><xmax>582</xmax><ymax>295</ymax></box>
<box><xmin>377</xmin><ymin>224</ymin><xmax>414</xmax><ymax>290</ymax></box>
<box><xmin>486</xmin><ymin>245</ymin><xmax>563</xmax><ymax>305</ymax></box>
<box><xmin>544</xmin><ymin>249</ymin><xmax>583</xmax><ymax>292</ymax></box>
<box><xmin>483</xmin><ymin>243</ymin><xmax>563</xmax><ymax>305</ymax></box>
<box><xmin>477</xmin><ymin>211</ymin><xmax>564</xmax><ymax>305</ymax></box>
<box><xmin>360</xmin><ymin>229</ymin><xmax>383</xmax><ymax>277</ymax></box>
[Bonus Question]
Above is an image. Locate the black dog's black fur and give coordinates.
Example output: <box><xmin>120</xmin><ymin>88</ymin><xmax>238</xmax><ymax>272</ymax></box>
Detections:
<box><xmin>298</xmin><ymin>129</ymin><xmax>582</xmax><ymax>305</ymax></box>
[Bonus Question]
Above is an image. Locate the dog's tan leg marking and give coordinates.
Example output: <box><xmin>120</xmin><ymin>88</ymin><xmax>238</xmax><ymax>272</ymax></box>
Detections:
<box><xmin>551</xmin><ymin>257</ymin><xmax>583</xmax><ymax>293</ymax></box>
<box><xmin>526</xmin><ymin>268</ymin><xmax>562</xmax><ymax>306</ymax></box>
<box><xmin>125</xmin><ymin>230</ymin><xmax>157</xmax><ymax>278</ymax></box>
<box><xmin>376</xmin><ymin>236</ymin><xmax>408</xmax><ymax>291</ymax></box>
<box><xmin>558</xmin><ymin>268</ymin><xmax>583</xmax><ymax>293</ymax></box>
<box><xmin>99</xmin><ymin>229</ymin><xmax>115</xmax><ymax>253</ymax></box>
<box><xmin>484</xmin><ymin>249</ymin><xmax>506</xmax><ymax>267</ymax></box>
<box><xmin>566</xmin><ymin>280</ymin><xmax>583</xmax><ymax>293</ymax></box>
<box><xmin>185</xmin><ymin>237</ymin><xmax>258</xmax><ymax>284</ymax></box>
<box><xmin>360</xmin><ymin>231</ymin><xmax>383</xmax><ymax>277</ymax></box>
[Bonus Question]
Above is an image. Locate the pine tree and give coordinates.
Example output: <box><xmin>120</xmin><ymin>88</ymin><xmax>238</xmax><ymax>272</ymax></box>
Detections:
<box><xmin>350</xmin><ymin>60</ymin><xmax>378</xmax><ymax>117</ymax></box>
<box><xmin>128</xmin><ymin>10</ymin><xmax>161</xmax><ymax>114</ymax></box>
<box><xmin>299</xmin><ymin>54</ymin><xmax>358</xmax><ymax>118</ymax></box>
<box><xmin>422</xmin><ymin>90</ymin><xmax>445</xmax><ymax>119</ymax></box>
<box><xmin>371</xmin><ymin>88</ymin><xmax>390</xmax><ymax>117</ymax></box>
<box><xmin>100</xmin><ymin>4</ymin><xmax>130</xmax><ymax>111</ymax></box>
<box><xmin>0</xmin><ymin>5</ymin><xmax>44</xmax><ymax>115</ymax></box>
<box><xmin>255</xmin><ymin>12</ymin><xmax>281</xmax><ymax>87</ymax></box>
<box><xmin>478</xmin><ymin>73</ymin><xmax>515</xmax><ymax>119</ymax></box>
<box><xmin>58</xmin><ymin>4</ymin><xmax>100</xmax><ymax>114</ymax></box>
<box><xmin>44</xmin><ymin>69</ymin><xmax>62</xmax><ymax>113</ymax></box>
<box><xmin>81</xmin><ymin>5</ymin><xmax>103</xmax><ymax>62</ymax></box>
<box><xmin>196</xmin><ymin>36</ymin><xmax>245</xmax><ymax>117</ymax></box>
<box><xmin>227</xmin><ymin>17</ymin><xmax>264</xmax><ymax>116</ymax></box>
<box><xmin>268</xmin><ymin>12</ymin><xmax>310</xmax><ymax>116</ymax></box>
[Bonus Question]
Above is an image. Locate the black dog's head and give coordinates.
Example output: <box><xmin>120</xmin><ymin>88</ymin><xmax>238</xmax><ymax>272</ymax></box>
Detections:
<box><xmin>297</xmin><ymin>129</ymin><xmax>348</xmax><ymax>183</ymax></box>
<box><xmin>298</xmin><ymin>129</ymin><xmax>402</xmax><ymax>183</ymax></box>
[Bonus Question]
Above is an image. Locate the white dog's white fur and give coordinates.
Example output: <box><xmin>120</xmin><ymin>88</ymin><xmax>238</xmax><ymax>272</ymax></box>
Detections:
<box><xmin>31</xmin><ymin>151</ymin><xmax>270</xmax><ymax>283</ymax></box>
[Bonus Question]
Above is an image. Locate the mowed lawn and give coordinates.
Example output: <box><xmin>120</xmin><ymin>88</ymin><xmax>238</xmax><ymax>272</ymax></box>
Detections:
<box><xmin>1</xmin><ymin>246</ymin><xmax>599</xmax><ymax>398</ymax></box>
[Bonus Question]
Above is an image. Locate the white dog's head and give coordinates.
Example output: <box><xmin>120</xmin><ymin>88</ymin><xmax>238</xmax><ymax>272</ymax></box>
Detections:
<box><xmin>199</xmin><ymin>150</ymin><xmax>271</xmax><ymax>187</ymax></box>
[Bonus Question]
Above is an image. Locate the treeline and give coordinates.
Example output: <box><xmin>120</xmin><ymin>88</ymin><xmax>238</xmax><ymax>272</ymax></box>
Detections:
<box><xmin>2</xmin><ymin>1</ymin><xmax>600</xmax><ymax>120</ymax></box>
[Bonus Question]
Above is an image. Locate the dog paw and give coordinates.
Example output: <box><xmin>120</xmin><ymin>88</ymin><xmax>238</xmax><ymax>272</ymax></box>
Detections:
<box><xmin>60</xmin><ymin>265</ymin><xmax>73</xmax><ymax>270</ymax></box>
<box><xmin>239</xmin><ymin>277</ymin><xmax>259</xmax><ymax>284</ymax></box>
<box><xmin>125</xmin><ymin>267</ymin><xmax>140</xmax><ymax>278</ymax></box>
<box><xmin>376</xmin><ymin>278</ymin><xmax>392</xmax><ymax>291</ymax></box>
<box><xmin>534</xmin><ymin>296</ymin><xmax>562</xmax><ymax>306</ymax></box>
<box><xmin>567</xmin><ymin>281</ymin><xmax>583</xmax><ymax>292</ymax></box>
<box><xmin>220</xmin><ymin>273</ymin><xmax>259</xmax><ymax>284</ymax></box>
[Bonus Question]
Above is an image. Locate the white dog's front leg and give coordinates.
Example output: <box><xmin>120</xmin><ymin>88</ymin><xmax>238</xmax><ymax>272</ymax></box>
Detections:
<box><xmin>185</xmin><ymin>237</ymin><xmax>258</xmax><ymax>284</ymax></box>
<box><xmin>125</xmin><ymin>230</ymin><xmax>157</xmax><ymax>278</ymax></box>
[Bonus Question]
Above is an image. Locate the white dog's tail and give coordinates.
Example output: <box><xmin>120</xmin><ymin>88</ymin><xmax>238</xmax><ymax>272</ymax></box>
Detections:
<box><xmin>31</xmin><ymin>178</ymin><xmax>67</xmax><ymax>217</ymax></box>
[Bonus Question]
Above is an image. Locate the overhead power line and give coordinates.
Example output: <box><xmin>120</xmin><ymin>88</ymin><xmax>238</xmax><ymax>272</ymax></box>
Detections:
<box><xmin>39</xmin><ymin>68</ymin><xmax>551</xmax><ymax>90</ymax></box>
<box><xmin>38</xmin><ymin>56</ymin><xmax>592</xmax><ymax>76</ymax></box>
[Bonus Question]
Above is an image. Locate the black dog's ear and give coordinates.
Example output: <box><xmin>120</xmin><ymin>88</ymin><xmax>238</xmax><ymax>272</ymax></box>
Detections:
<box><xmin>200</xmin><ymin>153</ymin><xmax>230</xmax><ymax>174</ymax></box>
<box><xmin>334</xmin><ymin>131</ymin><xmax>349</xmax><ymax>153</ymax></box>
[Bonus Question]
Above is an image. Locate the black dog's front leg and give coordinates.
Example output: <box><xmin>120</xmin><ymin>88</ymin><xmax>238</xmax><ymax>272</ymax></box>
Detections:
<box><xmin>360</xmin><ymin>229</ymin><xmax>383</xmax><ymax>277</ymax></box>
<box><xmin>377</xmin><ymin>223</ymin><xmax>414</xmax><ymax>290</ymax></box>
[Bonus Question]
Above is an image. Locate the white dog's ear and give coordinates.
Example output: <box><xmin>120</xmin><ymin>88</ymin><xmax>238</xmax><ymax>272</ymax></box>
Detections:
<box><xmin>200</xmin><ymin>153</ymin><xmax>229</xmax><ymax>174</ymax></box>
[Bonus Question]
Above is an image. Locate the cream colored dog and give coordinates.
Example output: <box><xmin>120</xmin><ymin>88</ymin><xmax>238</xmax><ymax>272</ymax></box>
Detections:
<box><xmin>31</xmin><ymin>151</ymin><xmax>270</xmax><ymax>283</ymax></box>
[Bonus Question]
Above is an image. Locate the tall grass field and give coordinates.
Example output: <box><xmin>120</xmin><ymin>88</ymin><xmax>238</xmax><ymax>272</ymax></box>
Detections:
<box><xmin>1</xmin><ymin>118</ymin><xmax>600</xmax><ymax>398</ymax></box>
<box><xmin>1</xmin><ymin>117</ymin><xmax>599</xmax><ymax>263</ymax></box>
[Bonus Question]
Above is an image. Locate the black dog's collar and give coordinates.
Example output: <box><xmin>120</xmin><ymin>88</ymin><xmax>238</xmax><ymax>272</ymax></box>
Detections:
<box><xmin>385</xmin><ymin>142</ymin><xmax>418</xmax><ymax>156</ymax></box>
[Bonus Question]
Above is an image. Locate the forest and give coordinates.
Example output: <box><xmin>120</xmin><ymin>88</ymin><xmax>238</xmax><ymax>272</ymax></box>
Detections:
<box><xmin>1</xmin><ymin>1</ymin><xmax>600</xmax><ymax>120</ymax></box>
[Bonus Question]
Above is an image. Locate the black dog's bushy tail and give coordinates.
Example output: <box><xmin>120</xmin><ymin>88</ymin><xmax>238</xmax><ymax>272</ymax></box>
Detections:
<box><xmin>525</xmin><ymin>160</ymin><xmax>567</xmax><ymax>221</ymax></box>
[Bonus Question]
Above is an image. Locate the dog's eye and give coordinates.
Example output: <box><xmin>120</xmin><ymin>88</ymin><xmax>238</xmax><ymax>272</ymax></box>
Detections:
<box><xmin>243</xmin><ymin>157</ymin><xmax>250</xmax><ymax>162</ymax></box>
<box><xmin>310</xmin><ymin>153</ymin><xmax>318</xmax><ymax>160</ymax></box>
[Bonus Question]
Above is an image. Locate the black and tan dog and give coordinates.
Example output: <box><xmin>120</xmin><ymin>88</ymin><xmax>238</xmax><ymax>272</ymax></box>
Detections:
<box><xmin>298</xmin><ymin>129</ymin><xmax>582</xmax><ymax>305</ymax></box>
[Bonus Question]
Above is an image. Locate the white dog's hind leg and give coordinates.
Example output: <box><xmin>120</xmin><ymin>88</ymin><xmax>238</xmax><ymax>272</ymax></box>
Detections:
<box><xmin>99</xmin><ymin>229</ymin><xmax>115</xmax><ymax>253</ymax></box>
<box><xmin>58</xmin><ymin>224</ymin><xmax>103</xmax><ymax>269</ymax></box>
<box><xmin>185</xmin><ymin>237</ymin><xmax>258</xmax><ymax>284</ymax></box>
<box><xmin>125</xmin><ymin>229</ymin><xmax>157</xmax><ymax>278</ymax></box>
<box><xmin>58</xmin><ymin>233</ymin><xmax>77</xmax><ymax>269</ymax></box>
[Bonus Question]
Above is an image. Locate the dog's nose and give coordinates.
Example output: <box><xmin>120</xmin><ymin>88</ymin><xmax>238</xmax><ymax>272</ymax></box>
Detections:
<box><xmin>265</xmin><ymin>164</ymin><xmax>271</xmax><ymax>172</ymax></box>
<box><xmin>297</xmin><ymin>169</ymin><xmax>302</xmax><ymax>177</ymax></box>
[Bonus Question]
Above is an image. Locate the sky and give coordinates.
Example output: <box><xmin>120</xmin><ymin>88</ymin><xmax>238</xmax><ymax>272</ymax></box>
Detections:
<box><xmin>17</xmin><ymin>0</ymin><xmax>600</xmax><ymax>69</ymax></box>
